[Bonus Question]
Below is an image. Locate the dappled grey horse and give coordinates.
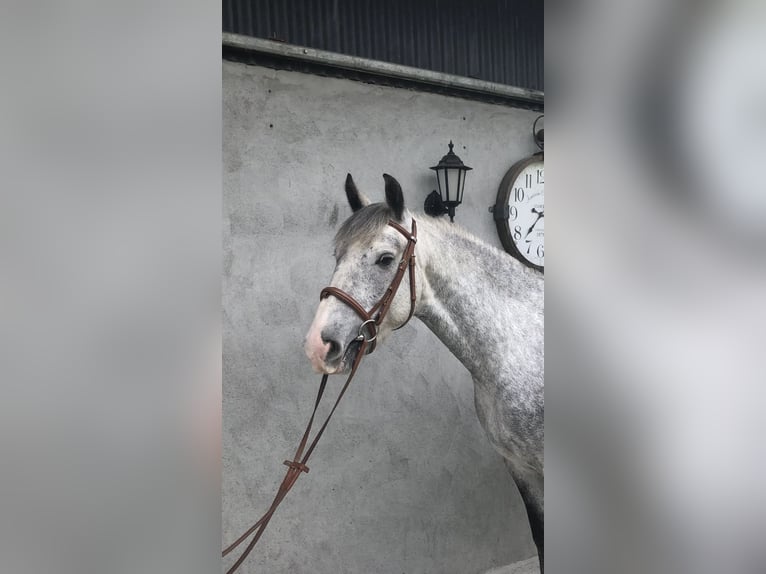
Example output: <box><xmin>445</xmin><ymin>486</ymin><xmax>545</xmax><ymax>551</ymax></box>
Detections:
<box><xmin>305</xmin><ymin>174</ymin><xmax>544</xmax><ymax>571</ymax></box>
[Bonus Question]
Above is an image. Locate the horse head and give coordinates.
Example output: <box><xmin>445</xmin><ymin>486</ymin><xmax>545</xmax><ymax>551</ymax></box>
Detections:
<box><xmin>304</xmin><ymin>173</ymin><xmax>421</xmax><ymax>374</ymax></box>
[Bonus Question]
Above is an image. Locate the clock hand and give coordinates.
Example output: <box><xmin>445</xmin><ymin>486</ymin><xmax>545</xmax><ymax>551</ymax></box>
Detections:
<box><xmin>524</xmin><ymin>209</ymin><xmax>544</xmax><ymax>239</ymax></box>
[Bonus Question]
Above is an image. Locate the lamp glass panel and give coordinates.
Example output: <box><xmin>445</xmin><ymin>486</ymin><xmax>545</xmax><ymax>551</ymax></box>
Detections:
<box><xmin>446</xmin><ymin>168</ymin><xmax>463</xmax><ymax>203</ymax></box>
<box><xmin>456</xmin><ymin>169</ymin><xmax>465</xmax><ymax>204</ymax></box>
<box><xmin>436</xmin><ymin>169</ymin><xmax>446</xmax><ymax>201</ymax></box>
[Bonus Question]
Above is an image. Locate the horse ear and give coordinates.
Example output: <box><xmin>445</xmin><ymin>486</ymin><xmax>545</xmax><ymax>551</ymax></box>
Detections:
<box><xmin>382</xmin><ymin>173</ymin><xmax>405</xmax><ymax>220</ymax></box>
<box><xmin>345</xmin><ymin>173</ymin><xmax>370</xmax><ymax>212</ymax></box>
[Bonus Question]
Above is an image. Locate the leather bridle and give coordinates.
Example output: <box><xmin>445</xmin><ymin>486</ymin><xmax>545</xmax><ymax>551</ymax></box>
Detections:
<box><xmin>320</xmin><ymin>218</ymin><xmax>418</xmax><ymax>355</ymax></box>
<box><xmin>222</xmin><ymin>218</ymin><xmax>418</xmax><ymax>573</ymax></box>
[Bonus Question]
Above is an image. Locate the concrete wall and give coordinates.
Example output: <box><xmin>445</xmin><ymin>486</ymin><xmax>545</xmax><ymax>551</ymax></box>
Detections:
<box><xmin>223</xmin><ymin>60</ymin><xmax>540</xmax><ymax>574</ymax></box>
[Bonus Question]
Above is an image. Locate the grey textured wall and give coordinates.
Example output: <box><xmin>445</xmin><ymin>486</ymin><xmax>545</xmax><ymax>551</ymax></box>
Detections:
<box><xmin>223</xmin><ymin>60</ymin><xmax>540</xmax><ymax>573</ymax></box>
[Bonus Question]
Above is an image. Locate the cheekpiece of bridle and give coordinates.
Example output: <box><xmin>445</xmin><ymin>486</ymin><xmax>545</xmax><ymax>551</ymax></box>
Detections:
<box><xmin>222</xmin><ymin>219</ymin><xmax>417</xmax><ymax>574</ymax></box>
<box><xmin>319</xmin><ymin>218</ymin><xmax>418</xmax><ymax>356</ymax></box>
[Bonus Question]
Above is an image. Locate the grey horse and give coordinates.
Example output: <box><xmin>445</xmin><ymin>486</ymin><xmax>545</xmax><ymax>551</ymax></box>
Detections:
<box><xmin>305</xmin><ymin>174</ymin><xmax>544</xmax><ymax>572</ymax></box>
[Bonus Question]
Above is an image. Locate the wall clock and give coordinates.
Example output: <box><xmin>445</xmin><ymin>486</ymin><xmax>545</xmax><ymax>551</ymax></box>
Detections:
<box><xmin>491</xmin><ymin>152</ymin><xmax>544</xmax><ymax>272</ymax></box>
<box><xmin>490</xmin><ymin>118</ymin><xmax>544</xmax><ymax>272</ymax></box>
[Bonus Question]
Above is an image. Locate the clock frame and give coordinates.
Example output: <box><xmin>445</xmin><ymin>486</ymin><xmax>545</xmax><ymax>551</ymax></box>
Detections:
<box><xmin>491</xmin><ymin>152</ymin><xmax>544</xmax><ymax>273</ymax></box>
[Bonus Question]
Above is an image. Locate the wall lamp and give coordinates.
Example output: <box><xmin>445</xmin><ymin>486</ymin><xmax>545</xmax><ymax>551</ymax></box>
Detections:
<box><xmin>424</xmin><ymin>141</ymin><xmax>472</xmax><ymax>223</ymax></box>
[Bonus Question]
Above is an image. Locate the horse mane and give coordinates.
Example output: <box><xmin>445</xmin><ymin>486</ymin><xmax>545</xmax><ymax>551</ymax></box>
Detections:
<box><xmin>333</xmin><ymin>203</ymin><xmax>395</xmax><ymax>259</ymax></box>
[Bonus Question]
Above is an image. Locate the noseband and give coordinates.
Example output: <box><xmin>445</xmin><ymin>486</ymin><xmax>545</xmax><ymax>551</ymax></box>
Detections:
<box><xmin>319</xmin><ymin>219</ymin><xmax>418</xmax><ymax>356</ymax></box>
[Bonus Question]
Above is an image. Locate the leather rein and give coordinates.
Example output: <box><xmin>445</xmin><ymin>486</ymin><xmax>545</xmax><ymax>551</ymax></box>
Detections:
<box><xmin>222</xmin><ymin>219</ymin><xmax>417</xmax><ymax>573</ymax></box>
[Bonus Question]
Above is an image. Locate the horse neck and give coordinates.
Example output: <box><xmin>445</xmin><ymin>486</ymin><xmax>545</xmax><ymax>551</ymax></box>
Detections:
<box><xmin>413</xmin><ymin>216</ymin><xmax>544</xmax><ymax>380</ymax></box>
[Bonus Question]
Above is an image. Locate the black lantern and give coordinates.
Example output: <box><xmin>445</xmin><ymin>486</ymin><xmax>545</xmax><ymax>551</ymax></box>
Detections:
<box><xmin>424</xmin><ymin>141</ymin><xmax>472</xmax><ymax>222</ymax></box>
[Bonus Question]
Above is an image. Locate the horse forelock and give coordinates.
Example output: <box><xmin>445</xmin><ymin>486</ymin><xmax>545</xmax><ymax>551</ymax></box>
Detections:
<box><xmin>333</xmin><ymin>203</ymin><xmax>395</xmax><ymax>260</ymax></box>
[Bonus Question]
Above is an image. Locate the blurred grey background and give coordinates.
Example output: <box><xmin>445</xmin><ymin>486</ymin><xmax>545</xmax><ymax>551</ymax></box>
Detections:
<box><xmin>547</xmin><ymin>1</ymin><xmax>766</xmax><ymax>573</ymax></box>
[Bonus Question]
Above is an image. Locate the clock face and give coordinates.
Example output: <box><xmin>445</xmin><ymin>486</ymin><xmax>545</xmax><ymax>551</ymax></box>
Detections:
<box><xmin>509</xmin><ymin>160</ymin><xmax>544</xmax><ymax>268</ymax></box>
<box><xmin>492</xmin><ymin>156</ymin><xmax>544</xmax><ymax>271</ymax></box>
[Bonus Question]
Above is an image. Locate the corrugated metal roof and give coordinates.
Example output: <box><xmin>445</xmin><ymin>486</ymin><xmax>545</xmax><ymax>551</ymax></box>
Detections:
<box><xmin>222</xmin><ymin>0</ymin><xmax>543</xmax><ymax>91</ymax></box>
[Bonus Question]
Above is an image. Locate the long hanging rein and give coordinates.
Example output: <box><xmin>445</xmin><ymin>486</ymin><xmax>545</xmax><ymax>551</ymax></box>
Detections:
<box><xmin>222</xmin><ymin>219</ymin><xmax>417</xmax><ymax>573</ymax></box>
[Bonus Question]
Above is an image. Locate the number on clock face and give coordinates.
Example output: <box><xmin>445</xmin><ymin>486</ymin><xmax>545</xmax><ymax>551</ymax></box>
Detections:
<box><xmin>509</xmin><ymin>162</ymin><xmax>544</xmax><ymax>267</ymax></box>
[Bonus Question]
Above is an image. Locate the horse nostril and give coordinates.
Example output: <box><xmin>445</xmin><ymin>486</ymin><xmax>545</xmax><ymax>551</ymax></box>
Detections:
<box><xmin>321</xmin><ymin>334</ymin><xmax>342</xmax><ymax>362</ymax></box>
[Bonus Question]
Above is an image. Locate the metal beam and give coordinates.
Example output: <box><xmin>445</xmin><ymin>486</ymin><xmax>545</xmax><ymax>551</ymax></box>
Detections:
<box><xmin>223</xmin><ymin>33</ymin><xmax>544</xmax><ymax>108</ymax></box>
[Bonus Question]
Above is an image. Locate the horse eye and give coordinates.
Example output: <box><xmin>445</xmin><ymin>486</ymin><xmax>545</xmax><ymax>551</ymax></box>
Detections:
<box><xmin>376</xmin><ymin>254</ymin><xmax>395</xmax><ymax>267</ymax></box>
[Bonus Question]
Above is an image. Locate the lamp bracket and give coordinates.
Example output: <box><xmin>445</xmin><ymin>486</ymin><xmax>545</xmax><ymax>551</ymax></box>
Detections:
<box><xmin>424</xmin><ymin>190</ymin><xmax>448</xmax><ymax>217</ymax></box>
<box><xmin>489</xmin><ymin>204</ymin><xmax>509</xmax><ymax>221</ymax></box>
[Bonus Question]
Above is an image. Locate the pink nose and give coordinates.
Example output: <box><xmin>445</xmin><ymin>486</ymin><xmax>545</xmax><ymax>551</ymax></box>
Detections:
<box><xmin>304</xmin><ymin>326</ymin><xmax>332</xmax><ymax>372</ymax></box>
